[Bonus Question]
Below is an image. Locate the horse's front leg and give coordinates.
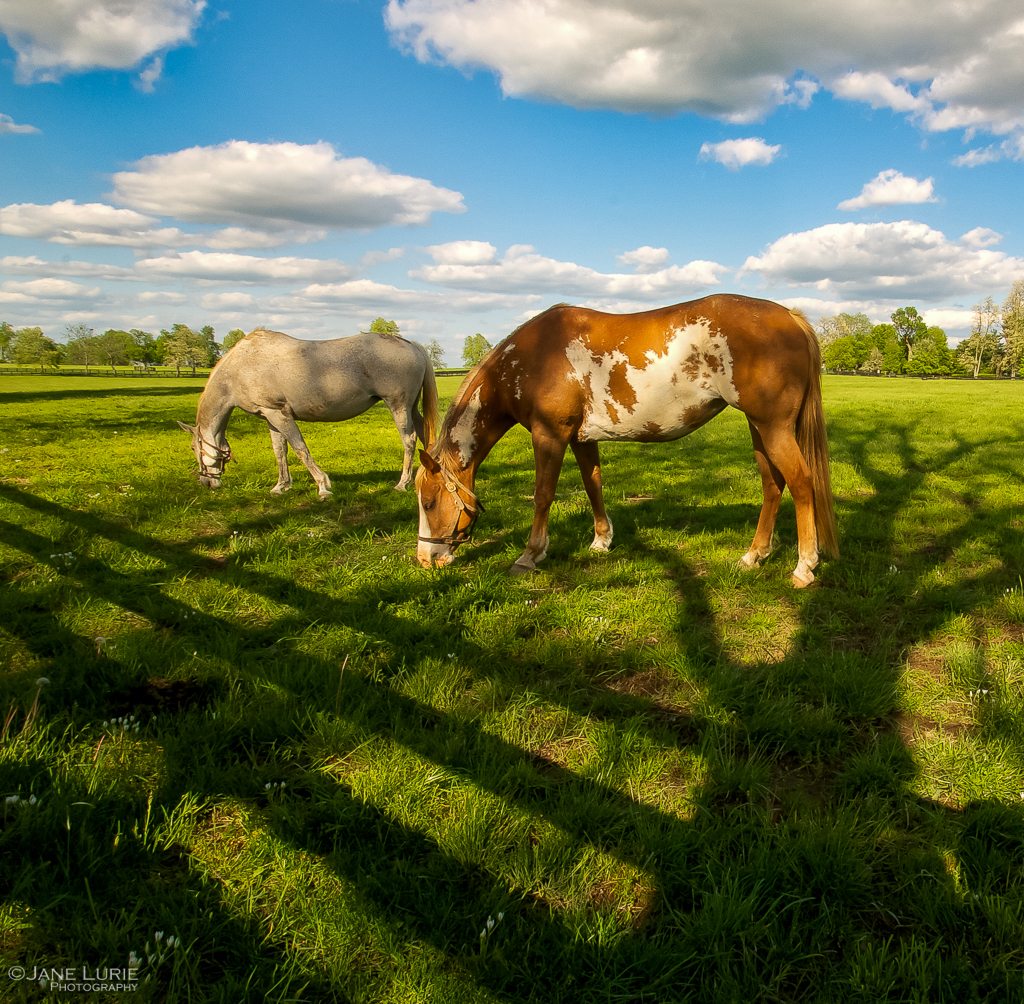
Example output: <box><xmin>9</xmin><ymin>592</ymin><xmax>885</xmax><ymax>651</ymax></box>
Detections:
<box><xmin>262</xmin><ymin>409</ymin><xmax>332</xmax><ymax>499</ymax></box>
<box><xmin>268</xmin><ymin>426</ymin><xmax>292</xmax><ymax>495</ymax></box>
<box><xmin>570</xmin><ymin>440</ymin><xmax>613</xmax><ymax>551</ymax></box>
<box><xmin>510</xmin><ymin>433</ymin><xmax>568</xmax><ymax>575</ymax></box>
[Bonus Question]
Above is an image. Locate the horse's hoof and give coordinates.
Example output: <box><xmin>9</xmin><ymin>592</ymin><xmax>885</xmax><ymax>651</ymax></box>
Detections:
<box><xmin>508</xmin><ymin>561</ymin><xmax>536</xmax><ymax>577</ymax></box>
<box><xmin>317</xmin><ymin>490</ymin><xmax>333</xmax><ymax>500</ymax></box>
<box><xmin>393</xmin><ymin>483</ymin><xmax>409</xmax><ymax>492</ymax></box>
<box><xmin>791</xmin><ymin>570</ymin><xmax>815</xmax><ymax>588</ymax></box>
<box><xmin>269</xmin><ymin>486</ymin><xmax>289</xmax><ymax>495</ymax></box>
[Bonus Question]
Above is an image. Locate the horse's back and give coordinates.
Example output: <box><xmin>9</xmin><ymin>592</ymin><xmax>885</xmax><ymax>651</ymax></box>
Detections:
<box><xmin>218</xmin><ymin>329</ymin><xmax>428</xmax><ymax>421</ymax></box>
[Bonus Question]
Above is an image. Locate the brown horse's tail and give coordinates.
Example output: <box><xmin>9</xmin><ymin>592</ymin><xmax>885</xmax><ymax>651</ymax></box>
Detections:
<box><xmin>790</xmin><ymin>309</ymin><xmax>840</xmax><ymax>558</ymax></box>
<box><xmin>419</xmin><ymin>358</ymin><xmax>439</xmax><ymax>449</ymax></box>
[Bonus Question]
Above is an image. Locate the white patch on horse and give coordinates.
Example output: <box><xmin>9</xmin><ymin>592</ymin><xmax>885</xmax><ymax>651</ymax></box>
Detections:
<box><xmin>450</xmin><ymin>386</ymin><xmax>483</xmax><ymax>466</ymax></box>
<box><xmin>565</xmin><ymin>319</ymin><xmax>738</xmax><ymax>442</ymax></box>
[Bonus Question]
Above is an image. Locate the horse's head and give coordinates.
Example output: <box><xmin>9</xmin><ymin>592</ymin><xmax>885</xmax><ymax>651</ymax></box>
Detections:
<box><xmin>177</xmin><ymin>420</ymin><xmax>232</xmax><ymax>488</ymax></box>
<box><xmin>415</xmin><ymin>450</ymin><xmax>485</xmax><ymax>568</ymax></box>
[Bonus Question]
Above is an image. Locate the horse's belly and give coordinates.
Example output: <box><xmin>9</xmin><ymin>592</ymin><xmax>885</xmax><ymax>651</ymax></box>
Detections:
<box><xmin>578</xmin><ymin>390</ymin><xmax>724</xmax><ymax>442</ymax></box>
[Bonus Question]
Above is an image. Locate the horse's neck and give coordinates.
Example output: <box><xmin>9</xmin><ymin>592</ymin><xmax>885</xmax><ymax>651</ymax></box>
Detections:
<box><xmin>441</xmin><ymin>368</ymin><xmax>514</xmax><ymax>479</ymax></box>
<box><xmin>196</xmin><ymin>381</ymin><xmax>233</xmax><ymax>443</ymax></box>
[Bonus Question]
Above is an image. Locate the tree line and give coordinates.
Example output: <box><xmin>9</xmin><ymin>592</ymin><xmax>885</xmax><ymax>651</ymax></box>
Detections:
<box><xmin>817</xmin><ymin>280</ymin><xmax>1024</xmax><ymax>378</ymax></box>
<box><xmin>0</xmin><ymin>321</ymin><xmax>252</xmax><ymax>375</ymax></box>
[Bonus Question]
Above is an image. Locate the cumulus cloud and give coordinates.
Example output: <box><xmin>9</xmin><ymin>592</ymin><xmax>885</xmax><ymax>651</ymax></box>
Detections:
<box><xmin>740</xmin><ymin>219</ymin><xmax>1024</xmax><ymax>300</ymax></box>
<box><xmin>0</xmin><ymin>200</ymin><xmax>320</xmax><ymax>249</ymax></box>
<box><xmin>699</xmin><ymin>138</ymin><xmax>781</xmax><ymax>169</ymax></box>
<box><xmin>616</xmin><ymin>246</ymin><xmax>670</xmax><ymax>272</ymax></box>
<box><xmin>290</xmin><ymin>278</ymin><xmax>533</xmax><ymax>313</ymax></box>
<box><xmin>426</xmin><ymin>240</ymin><xmax>497</xmax><ymax>265</ymax></box>
<box><xmin>0</xmin><ymin>255</ymin><xmax>136</xmax><ymax>280</ymax></box>
<box><xmin>1</xmin><ymin>278</ymin><xmax>102</xmax><ymax>301</ymax></box>
<box><xmin>138</xmin><ymin>290</ymin><xmax>187</xmax><ymax>303</ymax></box>
<box><xmin>385</xmin><ymin>0</ymin><xmax>1024</xmax><ymax>138</ymax></box>
<box><xmin>0</xmin><ymin>0</ymin><xmax>205</xmax><ymax>85</ymax></box>
<box><xmin>837</xmin><ymin>170</ymin><xmax>937</xmax><ymax>210</ymax></box>
<box><xmin>132</xmin><ymin>251</ymin><xmax>355</xmax><ymax>284</ymax></box>
<box><xmin>960</xmin><ymin>227</ymin><xmax>1002</xmax><ymax>248</ymax></box>
<box><xmin>201</xmin><ymin>291</ymin><xmax>255</xmax><ymax>310</ymax></box>
<box><xmin>111</xmin><ymin>140</ymin><xmax>465</xmax><ymax>232</ymax></box>
<box><xmin>412</xmin><ymin>243</ymin><xmax>728</xmax><ymax>300</ymax></box>
<box><xmin>0</xmin><ymin>112</ymin><xmax>40</xmax><ymax>134</ymax></box>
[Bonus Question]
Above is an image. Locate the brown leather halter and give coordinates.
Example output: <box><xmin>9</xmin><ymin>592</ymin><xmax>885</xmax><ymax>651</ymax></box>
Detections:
<box><xmin>198</xmin><ymin>434</ymin><xmax>233</xmax><ymax>478</ymax></box>
<box><xmin>418</xmin><ymin>467</ymin><xmax>485</xmax><ymax>547</ymax></box>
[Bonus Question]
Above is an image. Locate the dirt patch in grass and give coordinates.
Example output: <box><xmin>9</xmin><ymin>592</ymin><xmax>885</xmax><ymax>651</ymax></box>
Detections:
<box><xmin>894</xmin><ymin>712</ymin><xmax>974</xmax><ymax>747</ymax></box>
<box><xmin>589</xmin><ymin>878</ymin><xmax>657</xmax><ymax>929</ymax></box>
<box><xmin>105</xmin><ymin>676</ymin><xmax>213</xmax><ymax>717</ymax></box>
<box><xmin>906</xmin><ymin>641</ymin><xmax>946</xmax><ymax>684</ymax></box>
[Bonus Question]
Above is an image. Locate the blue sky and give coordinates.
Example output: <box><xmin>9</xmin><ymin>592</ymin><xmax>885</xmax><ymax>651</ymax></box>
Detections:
<box><xmin>2</xmin><ymin>0</ymin><xmax>1023</xmax><ymax>360</ymax></box>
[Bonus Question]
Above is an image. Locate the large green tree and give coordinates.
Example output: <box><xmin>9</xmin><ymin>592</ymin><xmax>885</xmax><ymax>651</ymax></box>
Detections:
<box><xmin>12</xmin><ymin>327</ymin><xmax>61</xmax><ymax>372</ymax></box>
<box><xmin>0</xmin><ymin>321</ymin><xmax>16</xmax><ymax>362</ymax></box>
<box><xmin>462</xmin><ymin>333</ymin><xmax>492</xmax><ymax>367</ymax></box>
<box><xmin>64</xmin><ymin>322</ymin><xmax>98</xmax><ymax>373</ymax></box>
<box><xmin>369</xmin><ymin>317</ymin><xmax>401</xmax><ymax>337</ymax></box>
<box><xmin>160</xmin><ymin>323</ymin><xmax>207</xmax><ymax>376</ymax></box>
<box><xmin>891</xmin><ymin>306</ymin><xmax>928</xmax><ymax>364</ymax></box>
<box><xmin>1001</xmin><ymin>279</ymin><xmax>1024</xmax><ymax>378</ymax></box>
<box><xmin>957</xmin><ymin>296</ymin><xmax>1001</xmax><ymax>378</ymax></box>
<box><xmin>424</xmin><ymin>338</ymin><xmax>445</xmax><ymax>368</ymax></box>
<box><xmin>222</xmin><ymin>329</ymin><xmax>247</xmax><ymax>353</ymax></box>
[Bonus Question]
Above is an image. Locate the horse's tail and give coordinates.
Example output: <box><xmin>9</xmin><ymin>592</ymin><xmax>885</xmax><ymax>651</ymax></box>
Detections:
<box><xmin>790</xmin><ymin>309</ymin><xmax>840</xmax><ymax>559</ymax></box>
<box><xmin>419</xmin><ymin>357</ymin><xmax>439</xmax><ymax>449</ymax></box>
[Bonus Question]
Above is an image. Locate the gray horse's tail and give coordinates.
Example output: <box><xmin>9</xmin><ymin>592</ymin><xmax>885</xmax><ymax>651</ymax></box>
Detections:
<box><xmin>420</xmin><ymin>360</ymin><xmax>439</xmax><ymax>449</ymax></box>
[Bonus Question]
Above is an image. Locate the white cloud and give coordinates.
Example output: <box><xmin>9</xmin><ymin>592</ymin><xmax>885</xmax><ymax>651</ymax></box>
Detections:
<box><xmin>0</xmin><ymin>0</ymin><xmax>205</xmax><ymax>84</ymax></box>
<box><xmin>201</xmin><ymin>291</ymin><xmax>255</xmax><ymax>310</ymax></box>
<box><xmin>740</xmin><ymin>219</ymin><xmax>1024</xmax><ymax>300</ymax></box>
<box><xmin>960</xmin><ymin>227</ymin><xmax>1002</xmax><ymax>248</ymax></box>
<box><xmin>0</xmin><ymin>255</ymin><xmax>136</xmax><ymax>280</ymax></box>
<box><xmin>1</xmin><ymin>278</ymin><xmax>101</xmax><ymax>300</ymax></box>
<box><xmin>132</xmin><ymin>251</ymin><xmax>355</xmax><ymax>284</ymax></box>
<box><xmin>699</xmin><ymin>138</ymin><xmax>780</xmax><ymax>169</ymax></box>
<box><xmin>111</xmin><ymin>140</ymin><xmax>465</xmax><ymax>231</ymax></box>
<box><xmin>138</xmin><ymin>291</ymin><xmax>187</xmax><ymax>303</ymax></box>
<box><xmin>411</xmin><ymin>244</ymin><xmax>728</xmax><ymax>299</ymax></box>
<box><xmin>386</xmin><ymin>0</ymin><xmax>1024</xmax><ymax>138</ymax></box>
<box><xmin>290</xmin><ymin>279</ymin><xmax>533</xmax><ymax>313</ymax></box>
<box><xmin>616</xmin><ymin>246</ymin><xmax>670</xmax><ymax>273</ymax></box>
<box><xmin>360</xmin><ymin>247</ymin><xmax>405</xmax><ymax>267</ymax></box>
<box><xmin>920</xmin><ymin>308</ymin><xmax>975</xmax><ymax>332</ymax></box>
<box><xmin>837</xmin><ymin>170</ymin><xmax>937</xmax><ymax>211</ymax></box>
<box><xmin>0</xmin><ymin>112</ymin><xmax>40</xmax><ymax>134</ymax></box>
<box><xmin>0</xmin><ymin>200</ymin><xmax>321</xmax><ymax>250</ymax></box>
<box><xmin>426</xmin><ymin>240</ymin><xmax>497</xmax><ymax>265</ymax></box>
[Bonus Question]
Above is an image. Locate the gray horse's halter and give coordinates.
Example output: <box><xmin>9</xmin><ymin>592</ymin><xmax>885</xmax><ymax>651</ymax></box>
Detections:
<box><xmin>418</xmin><ymin>466</ymin><xmax>485</xmax><ymax>547</ymax></box>
<box><xmin>197</xmin><ymin>433</ymin><xmax>233</xmax><ymax>478</ymax></box>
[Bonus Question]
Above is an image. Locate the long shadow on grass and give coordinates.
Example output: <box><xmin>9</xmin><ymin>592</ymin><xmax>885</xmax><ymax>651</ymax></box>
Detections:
<box><xmin>0</xmin><ymin>385</ymin><xmax>205</xmax><ymax>404</ymax></box>
<box><xmin>1</xmin><ymin>428</ymin><xmax>1023</xmax><ymax>1003</ymax></box>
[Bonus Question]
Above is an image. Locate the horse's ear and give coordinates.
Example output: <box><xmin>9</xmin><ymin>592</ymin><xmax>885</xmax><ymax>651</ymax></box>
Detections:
<box><xmin>419</xmin><ymin>450</ymin><xmax>440</xmax><ymax>474</ymax></box>
<box><xmin>177</xmin><ymin>420</ymin><xmax>195</xmax><ymax>434</ymax></box>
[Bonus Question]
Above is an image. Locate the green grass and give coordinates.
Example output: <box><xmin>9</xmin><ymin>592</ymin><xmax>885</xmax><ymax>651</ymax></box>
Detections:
<box><xmin>0</xmin><ymin>373</ymin><xmax>1022</xmax><ymax>1002</ymax></box>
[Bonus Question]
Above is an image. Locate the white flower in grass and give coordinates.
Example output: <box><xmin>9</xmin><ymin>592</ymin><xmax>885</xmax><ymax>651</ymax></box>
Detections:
<box><xmin>35</xmin><ymin>677</ymin><xmax>49</xmax><ymax>686</ymax></box>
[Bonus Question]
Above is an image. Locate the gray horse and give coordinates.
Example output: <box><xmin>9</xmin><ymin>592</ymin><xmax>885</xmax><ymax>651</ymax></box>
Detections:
<box><xmin>179</xmin><ymin>328</ymin><xmax>438</xmax><ymax>497</ymax></box>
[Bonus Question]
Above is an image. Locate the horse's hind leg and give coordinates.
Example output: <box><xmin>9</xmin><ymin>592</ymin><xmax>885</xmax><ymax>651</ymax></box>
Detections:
<box><xmin>268</xmin><ymin>427</ymin><xmax>293</xmax><ymax>495</ymax></box>
<box><xmin>261</xmin><ymin>409</ymin><xmax>332</xmax><ymax>499</ymax></box>
<box><xmin>739</xmin><ymin>421</ymin><xmax>785</xmax><ymax>570</ymax></box>
<box><xmin>385</xmin><ymin>404</ymin><xmax>418</xmax><ymax>491</ymax></box>
<box><xmin>570</xmin><ymin>440</ymin><xmax>613</xmax><ymax>551</ymax></box>
<box><xmin>749</xmin><ymin>422</ymin><xmax>818</xmax><ymax>588</ymax></box>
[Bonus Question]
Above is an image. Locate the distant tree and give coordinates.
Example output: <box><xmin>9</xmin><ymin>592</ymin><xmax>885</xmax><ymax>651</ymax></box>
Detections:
<box><xmin>128</xmin><ymin>329</ymin><xmax>157</xmax><ymax>367</ymax></box>
<box><xmin>96</xmin><ymin>329</ymin><xmax>134</xmax><ymax>371</ymax></box>
<box><xmin>958</xmin><ymin>296</ymin><xmax>1001</xmax><ymax>378</ymax></box>
<box><xmin>891</xmin><ymin>306</ymin><xmax>928</xmax><ymax>364</ymax></box>
<box><xmin>906</xmin><ymin>326</ymin><xmax>953</xmax><ymax>376</ymax></box>
<box><xmin>0</xmin><ymin>321</ymin><xmax>15</xmax><ymax>362</ymax></box>
<box><xmin>369</xmin><ymin>317</ymin><xmax>401</xmax><ymax>337</ymax></box>
<box><xmin>870</xmin><ymin>323</ymin><xmax>904</xmax><ymax>373</ymax></box>
<box><xmin>816</xmin><ymin>312</ymin><xmax>872</xmax><ymax>350</ymax></box>
<box><xmin>424</xmin><ymin>338</ymin><xmax>445</xmax><ymax>368</ymax></box>
<box><xmin>823</xmin><ymin>336</ymin><xmax>861</xmax><ymax>371</ymax></box>
<box><xmin>462</xmin><ymin>333</ymin><xmax>492</xmax><ymax>367</ymax></box>
<box><xmin>12</xmin><ymin>327</ymin><xmax>60</xmax><ymax>372</ymax></box>
<box><xmin>1001</xmin><ymin>279</ymin><xmax>1024</xmax><ymax>378</ymax></box>
<box><xmin>200</xmin><ymin>325</ymin><xmax>220</xmax><ymax>366</ymax></box>
<box><xmin>858</xmin><ymin>347</ymin><xmax>884</xmax><ymax>374</ymax></box>
<box><xmin>222</xmin><ymin>328</ymin><xmax>247</xmax><ymax>352</ymax></box>
<box><xmin>64</xmin><ymin>322</ymin><xmax>98</xmax><ymax>373</ymax></box>
<box><xmin>161</xmin><ymin>323</ymin><xmax>207</xmax><ymax>376</ymax></box>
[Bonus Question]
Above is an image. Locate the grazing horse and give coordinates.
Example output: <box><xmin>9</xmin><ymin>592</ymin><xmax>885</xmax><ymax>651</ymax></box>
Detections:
<box><xmin>416</xmin><ymin>294</ymin><xmax>839</xmax><ymax>588</ymax></box>
<box><xmin>180</xmin><ymin>328</ymin><xmax>437</xmax><ymax>497</ymax></box>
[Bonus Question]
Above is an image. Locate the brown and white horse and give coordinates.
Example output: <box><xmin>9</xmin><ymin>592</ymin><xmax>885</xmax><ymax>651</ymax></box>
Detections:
<box><xmin>416</xmin><ymin>294</ymin><xmax>839</xmax><ymax>587</ymax></box>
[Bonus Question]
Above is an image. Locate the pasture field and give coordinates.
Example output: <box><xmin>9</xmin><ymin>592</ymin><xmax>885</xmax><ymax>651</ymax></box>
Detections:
<box><xmin>0</xmin><ymin>373</ymin><xmax>1023</xmax><ymax>1003</ymax></box>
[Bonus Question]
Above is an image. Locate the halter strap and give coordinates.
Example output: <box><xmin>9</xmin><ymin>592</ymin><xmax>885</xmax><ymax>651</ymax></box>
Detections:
<box><xmin>198</xmin><ymin>433</ymin><xmax>233</xmax><ymax>477</ymax></box>
<box><xmin>418</xmin><ymin>464</ymin><xmax>485</xmax><ymax>546</ymax></box>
